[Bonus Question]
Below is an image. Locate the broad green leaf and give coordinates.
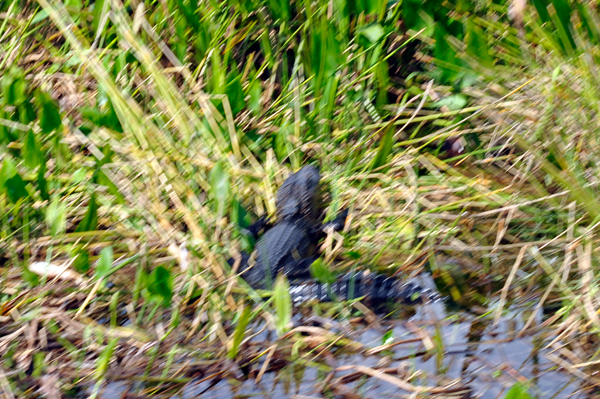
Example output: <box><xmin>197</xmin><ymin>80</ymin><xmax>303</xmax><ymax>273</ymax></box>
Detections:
<box><xmin>434</xmin><ymin>23</ymin><xmax>460</xmax><ymax>84</ymax></box>
<box><xmin>531</xmin><ymin>0</ymin><xmax>551</xmax><ymax>24</ymax></box>
<box><xmin>382</xmin><ymin>330</ymin><xmax>394</xmax><ymax>345</ymax></box>
<box><xmin>35</xmin><ymin>90</ymin><xmax>62</xmax><ymax>133</ymax></box>
<box><xmin>434</xmin><ymin>94</ymin><xmax>468</xmax><ymax>111</ymax></box>
<box><xmin>504</xmin><ymin>382</ymin><xmax>532</xmax><ymax>399</ymax></box>
<box><xmin>370</xmin><ymin>124</ymin><xmax>394</xmax><ymax>170</ymax></box>
<box><xmin>230</xmin><ymin>198</ymin><xmax>251</xmax><ymax>229</ymax></box>
<box><xmin>101</xmin><ymin>99</ymin><xmax>123</xmax><ymax>133</ymax></box>
<box><xmin>175</xmin><ymin>15</ymin><xmax>187</xmax><ymax>62</ymax></box>
<box><xmin>210</xmin><ymin>51</ymin><xmax>225</xmax><ymax>95</ymax></box>
<box><xmin>577</xmin><ymin>3</ymin><xmax>600</xmax><ymax>45</ymax></box>
<box><xmin>45</xmin><ymin>197</ymin><xmax>66</xmax><ymax>236</ymax></box>
<box><xmin>80</xmin><ymin>107</ymin><xmax>102</xmax><ymax>126</ymax></box>
<box><xmin>225</xmin><ymin>72</ymin><xmax>245</xmax><ymax>116</ymax></box>
<box><xmin>0</xmin><ymin>158</ymin><xmax>18</xmax><ymax>187</ymax></box>
<box><xmin>71</xmin><ymin>168</ymin><xmax>87</xmax><ymax>184</ymax></box>
<box><xmin>320</xmin><ymin>75</ymin><xmax>340</xmax><ymax>133</ymax></box>
<box><xmin>247</xmin><ymin>79</ymin><xmax>262</xmax><ymax>115</ymax></box>
<box><xmin>75</xmin><ymin>193</ymin><xmax>98</xmax><ymax>232</ymax></box>
<box><xmin>228</xmin><ymin>305</ymin><xmax>252</xmax><ymax>359</ymax></box>
<box><xmin>21</xmin><ymin>266</ymin><xmax>40</xmax><ymax>286</ymax></box>
<box><xmin>147</xmin><ymin>266</ymin><xmax>173</xmax><ymax>306</ymax></box>
<box><xmin>95</xmin><ymin>168</ymin><xmax>124</xmax><ymax>203</ymax></box>
<box><xmin>32</xmin><ymin>9</ymin><xmax>49</xmax><ymax>24</ymax></box>
<box><xmin>231</xmin><ymin>199</ymin><xmax>254</xmax><ymax>252</ymax></box>
<box><xmin>360</xmin><ymin>24</ymin><xmax>385</xmax><ymax>44</ymax></box>
<box><xmin>5</xmin><ymin>175</ymin><xmax>29</xmax><ymax>203</ymax></box>
<box><xmin>96</xmin><ymin>246</ymin><xmax>113</xmax><ymax>279</ymax></box>
<box><xmin>266</xmin><ymin>0</ymin><xmax>289</xmax><ymax>22</ymax></box>
<box><xmin>402</xmin><ymin>0</ymin><xmax>435</xmax><ymax>36</ymax></box>
<box><xmin>375</xmin><ymin>59</ymin><xmax>390</xmax><ymax>109</ymax></box>
<box><xmin>465</xmin><ymin>19</ymin><xmax>492</xmax><ymax>66</ymax></box>
<box><xmin>173</xmin><ymin>0</ymin><xmax>200</xmax><ymax>32</ymax></box>
<box><xmin>114</xmin><ymin>52</ymin><xmax>127</xmax><ymax>76</ymax></box>
<box><xmin>550</xmin><ymin>0</ymin><xmax>575</xmax><ymax>52</ymax></box>
<box><xmin>1</xmin><ymin>66</ymin><xmax>27</xmax><ymax>106</ymax></box>
<box><xmin>37</xmin><ymin>161</ymin><xmax>49</xmax><ymax>201</ymax></box>
<box><xmin>22</xmin><ymin>130</ymin><xmax>43</xmax><ymax>169</ymax></box>
<box><xmin>19</xmin><ymin>101</ymin><xmax>37</xmax><ymax>125</ymax></box>
<box><xmin>274</xmin><ymin>122</ymin><xmax>293</xmax><ymax>161</ymax></box>
<box><xmin>0</xmin><ymin>110</ymin><xmax>8</xmax><ymax>143</ymax></box>
<box><xmin>72</xmin><ymin>247</ymin><xmax>91</xmax><ymax>274</ymax></box>
<box><xmin>92</xmin><ymin>0</ymin><xmax>106</xmax><ymax>35</ymax></box>
<box><xmin>80</xmin><ymin>100</ymin><xmax>122</xmax><ymax>133</ymax></box>
<box><xmin>309</xmin><ymin>258</ymin><xmax>336</xmax><ymax>284</ymax></box>
<box><xmin>32</xmin><ymin>352</ymin><xmax>46</xmax><ymax>378</ymax></box>
<box><xmin>210</xmin><ymin>161</ymin><xmax>230</xmax><ymax>214</ymax></box>
<box><xmin>95</xmin><ymin>337</ymin><xmax>119</xmax><ymax>380</ymax></box>
<box><xmin>273</xmin><ymin>274</ymin><xmax>292</xmax><ymax>336</ymax></box>
<box><xmin>545</xmin><ymin>2</ymin><xmax>574</xmax><ymax>56</ymax></box>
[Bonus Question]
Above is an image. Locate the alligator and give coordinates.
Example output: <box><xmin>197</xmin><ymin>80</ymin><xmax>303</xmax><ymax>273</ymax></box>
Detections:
<box><xmin>288</xmin><ymin>271</ymin><xmax>440</xmax><ymax>305</ymax></box>
<box><xmin>229</xmin><ymin>165</ymin><xmax>439</xmax><ymax>305</ymax></box>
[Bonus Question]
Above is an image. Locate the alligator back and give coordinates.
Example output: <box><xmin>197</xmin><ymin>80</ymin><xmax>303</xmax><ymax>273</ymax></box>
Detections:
<box><xmin>240</xmin><ymin>221</ymin><xmax>316</xmax><ymax>288</ymax></box>
<box><xmin>275</xmin><ymin>165</ymin><xmax>322</xmax><ymax>223</ymax></box>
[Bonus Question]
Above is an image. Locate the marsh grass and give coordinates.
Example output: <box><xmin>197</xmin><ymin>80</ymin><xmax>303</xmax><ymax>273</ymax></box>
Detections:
<box><xmin>1</xmin><ymin>0</ymin><xmax>600</xmax><ymax>397</ymax></box>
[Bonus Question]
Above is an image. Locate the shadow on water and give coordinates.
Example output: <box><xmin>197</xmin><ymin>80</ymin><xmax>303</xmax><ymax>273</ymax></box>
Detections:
<box><xmin>91</xmin><ymin>262</ymin><xmax>593</xmax><ymax>399</ymax></box>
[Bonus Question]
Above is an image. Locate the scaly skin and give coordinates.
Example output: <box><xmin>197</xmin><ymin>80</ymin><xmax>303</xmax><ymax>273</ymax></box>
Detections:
<box><xmin>231</xmin><ymin>165</ymin><xmax>439</xmax><ymax>305</ymax></box>
<box><xmin>288</xmin><ymin>271</ymin><xmax>441</xmax><ymax>305</ymax></box>
<box><xmin>236</xmin><ymin>165</ymin><xmax>334</xmax><ymax>288</ymax></box>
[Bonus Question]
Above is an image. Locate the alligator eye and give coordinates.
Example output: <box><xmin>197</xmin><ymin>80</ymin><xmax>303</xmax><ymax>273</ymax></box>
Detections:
<box><xmin>291</xmin><ymin>248</ymin><xmax>301</xmax><ymax>260</ymax></box>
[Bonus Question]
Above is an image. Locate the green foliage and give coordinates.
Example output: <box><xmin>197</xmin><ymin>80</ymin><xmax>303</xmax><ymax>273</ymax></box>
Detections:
<box><xmin>504</xmin><ymin>383</ymin><xmax>532</xmax><ymax>399</ymax></box>
<box><xmin>31</xmin><ymin>352</ymin><xmax>46</xmax><ymax>378</ymax></box>
<box><xmin>92</xmin><ymin>145</ymin><xmax>124</xmax><ymax>202</ymax></box>
<box><xmin>75</xmin><ymin>193</ymin><xmax>98</xmax><ymax>232</ymax></box>
<box><xmin>34</xmin><ymin>90</ymin><xmax>62</xmax><ymax>133</ymax></box>
<box><xmin>0</xmin><ymin>63</ymin><xmax>70</xmax><ymax>242</ymax></box>
<box><xmin>309</xmin><ymin>258</ymin><xmax>336</xmax><ymax>284</ymax></box>
<box><xmin>80</xmin><ymin>89</ymin><xmax>123</xmax><ymax>133</ymax></box>
<box><xmin>96</xmin><ymin>246</ymin><xmax>113</xmax><ymax>280</ymax></box>
<box><xmin>145</xmin><ymin>266</ymin><xmax>173</xmax><ymax>307</ymax></box>
<box><xmin>273</xmin><ymin>274</ymin><xmax>291</xmax><ymax>336</ymax></box>
<box><xmin>230</xmin><ymin>198</ymin><xmax>252</xmax><ymax>230</ymax></box>
<box><xmin>45</xmin><ymin>196</ymin><xmax>66</xmax><ymax>236</ymax></box>
<box><xmin>230</xmin><ymin>198</ymin><xmax>255</xmax><ymax>251</ymax></box>
<box><xmin>228</xmin><ymin>305</ymin><xmax>252</xmax><ymax>359</ymax></box>
<box><xmin>382</xmin><ymin>330</ymin><xmax>394</xmax><ymax>345</ymax></box>
<box><xmin>225</xmin><ymin>72</ymin><xmax>246</xmax><ymax>116</ymax></box>
<box><xmin>0</xmin><ymin>158</ymin><xmax>28</xmax><ymax>203</ymax></box>
<box><xmin>370</xmin><ymin>124</ymin><xmax>394</xmax><ymax>171</ymax></box>
<box><xmin>95</xmin><ymin>337</ymin><xmax>119</xmax><ymax>380</ymax></box>
<box><xmin>210</xmin><ymin>161</ymin><xmax>231</xmax><ymax>216</ymax></box>
<box><xmin>434</xmin><ymin>94</ymin><xmax>468</xmax><ymax>111</ymax></box>
<box><xmin>465</xmin><ymin>19</ymin><xmax>491</xmax><ymax>67</ymax></box>
<box><xmin>2</xmin><ymin>0</ymin><xmax>600</xmax><ymax>395</ymax></box>
<box><xmin>72</xmin><ymin>246</ymin><xmax>91</xmax><ymax>274</ymax></box>
<box><xmin>22</xmin><ymin>130</ymin><xmax>43</xmax><ymax>169</ymax></box>
<box><xmin>1</xmin><ymin>66</ymin><xmax>27</xmax><ymax>107</ymax></box>
<box><xmin>37</xmin><ymin>160</ymin><xmax>49</xmax><ymax>201</ymax></box>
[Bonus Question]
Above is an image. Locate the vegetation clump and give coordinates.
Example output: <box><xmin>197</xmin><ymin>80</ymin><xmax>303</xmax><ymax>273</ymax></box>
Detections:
<box><xmin>1</xmin><ymin>0</ymin><xmax>600</xmax><ymax>397</ymax></box>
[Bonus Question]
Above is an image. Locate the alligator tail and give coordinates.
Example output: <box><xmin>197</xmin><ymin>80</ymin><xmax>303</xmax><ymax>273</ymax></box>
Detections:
<box><xmin>289</xmin><ymin>271</ymin><xmax>441</xmax><ymax>305</ymax></box>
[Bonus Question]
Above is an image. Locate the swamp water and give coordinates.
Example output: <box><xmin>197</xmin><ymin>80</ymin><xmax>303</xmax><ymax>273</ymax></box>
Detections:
<box><xmin>90</xmin><ymin>275</ymin><xmax>590</xmax><ymax>399</ymax></box>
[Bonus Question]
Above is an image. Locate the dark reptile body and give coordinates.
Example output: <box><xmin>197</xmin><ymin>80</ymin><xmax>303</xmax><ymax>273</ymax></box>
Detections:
<box><xmin>242</xmin><ymin>221</ymin><xmax>316</xmax><ymax>288</ymax></box>
<box><xmin>234</xmin><ymin>165</ymin><xmax>439</xmax><ymax>305</ymax></box>
<box><xmin>238</xmin><ymin>166</ymin><xmax>323</xmax><ymax>289</ymax></box>
<box><xmin>288</xmin><ymin>271</ymin><xmax>441</xmax><ymax>305</ymax></box>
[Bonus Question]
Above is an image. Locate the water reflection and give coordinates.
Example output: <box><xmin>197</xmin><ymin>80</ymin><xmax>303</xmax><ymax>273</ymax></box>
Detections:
<box><xmin>91</xmin><ymin>274</ymin><xmax>586</xmax><ymax>399</ymax></box>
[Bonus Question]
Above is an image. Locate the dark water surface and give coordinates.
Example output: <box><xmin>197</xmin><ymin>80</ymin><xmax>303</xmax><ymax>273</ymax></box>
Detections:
<box><xmin>92</xmin><ymin>275</ymin><xmax>587</xmax><ymax>399</ymax></box>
